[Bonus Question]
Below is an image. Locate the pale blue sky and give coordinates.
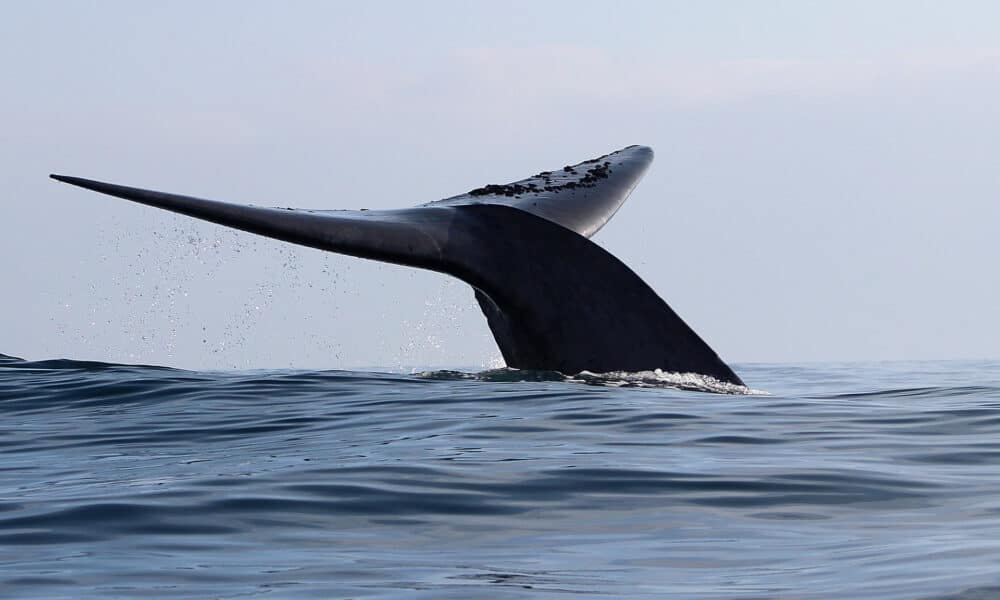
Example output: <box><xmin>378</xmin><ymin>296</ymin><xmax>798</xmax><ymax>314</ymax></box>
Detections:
<box><xmin>2</xmin><ymin>1</ymin><xmax>999</xmax><ymax>368</ymax></box>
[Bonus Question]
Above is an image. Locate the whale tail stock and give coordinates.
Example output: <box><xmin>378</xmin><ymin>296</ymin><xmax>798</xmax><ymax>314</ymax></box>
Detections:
<box><xmin>50</xmin><ymin>145</ymin><xmax>744</xmax><ymax>386</ymax></box>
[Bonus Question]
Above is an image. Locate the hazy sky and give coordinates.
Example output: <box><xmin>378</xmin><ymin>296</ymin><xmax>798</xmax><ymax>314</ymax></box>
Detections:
<box><xmin>2</xmin><ymin>1</ymin><xmax>999</xmax><ymax>369</ymax></box>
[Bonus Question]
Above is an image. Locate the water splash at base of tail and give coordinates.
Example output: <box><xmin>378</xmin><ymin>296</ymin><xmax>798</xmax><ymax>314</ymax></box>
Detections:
<box><xmin>417</xmin><ymin>367</ymin><xmax>765</xmax><ymax>395</ymax></box>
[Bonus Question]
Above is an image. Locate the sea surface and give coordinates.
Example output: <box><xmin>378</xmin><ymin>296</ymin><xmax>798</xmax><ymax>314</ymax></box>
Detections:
<box><xmin>2</xmin><ymin>355</ymin><xmax>1000</xmax><ymax>599</ymax></box>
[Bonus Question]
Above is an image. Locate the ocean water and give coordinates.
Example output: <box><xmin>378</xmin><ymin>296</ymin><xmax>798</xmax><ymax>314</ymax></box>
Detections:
<box><xmin>2</xmin><ymin>354</ymin><xmax>1000</xmax><ymax>599</ymax></box>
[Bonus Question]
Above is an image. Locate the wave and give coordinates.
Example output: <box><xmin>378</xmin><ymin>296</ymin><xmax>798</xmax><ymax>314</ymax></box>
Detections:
<box><xmin>2</xmin><ymin>354</ymin><xmax>761</xmax><ymax>395</ymax></box>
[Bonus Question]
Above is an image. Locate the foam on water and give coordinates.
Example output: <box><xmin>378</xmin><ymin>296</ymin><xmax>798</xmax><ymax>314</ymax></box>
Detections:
<box><xmin>418</xmin><ymin>366</ymin><xmax>766</xmax><ymax>394</ymax></box>
<box><xmin>571</xmin><ymin>368</ymin><xmax>767</xmax><ymax>394</ymax></box>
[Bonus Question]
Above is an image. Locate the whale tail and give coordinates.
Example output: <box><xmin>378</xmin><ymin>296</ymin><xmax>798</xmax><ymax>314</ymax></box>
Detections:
<box><xmin>51</xmin><ymin>145</ymin><xmax>744</xmax><ymax>386</ymax></box>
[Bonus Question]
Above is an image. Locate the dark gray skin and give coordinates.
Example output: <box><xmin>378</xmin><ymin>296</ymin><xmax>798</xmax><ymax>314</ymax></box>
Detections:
<box><xmin>51</xmin><ymin>145</ymin><xmax>744</xmax><ymax>386</ymax></box>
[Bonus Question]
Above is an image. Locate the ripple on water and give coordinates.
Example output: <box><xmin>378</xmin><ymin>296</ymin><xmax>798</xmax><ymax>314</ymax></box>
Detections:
<box><xmin>1</xmin><ymin>358</ymin><xmax>1000</xmax><ymax>598</ymax></box>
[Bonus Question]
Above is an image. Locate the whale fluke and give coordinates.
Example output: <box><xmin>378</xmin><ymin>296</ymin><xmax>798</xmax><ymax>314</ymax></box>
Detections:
<box><xmin>51</xmin><ymin>146</ymin><xmax>744</xmax><ymax>386</ymax></box>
